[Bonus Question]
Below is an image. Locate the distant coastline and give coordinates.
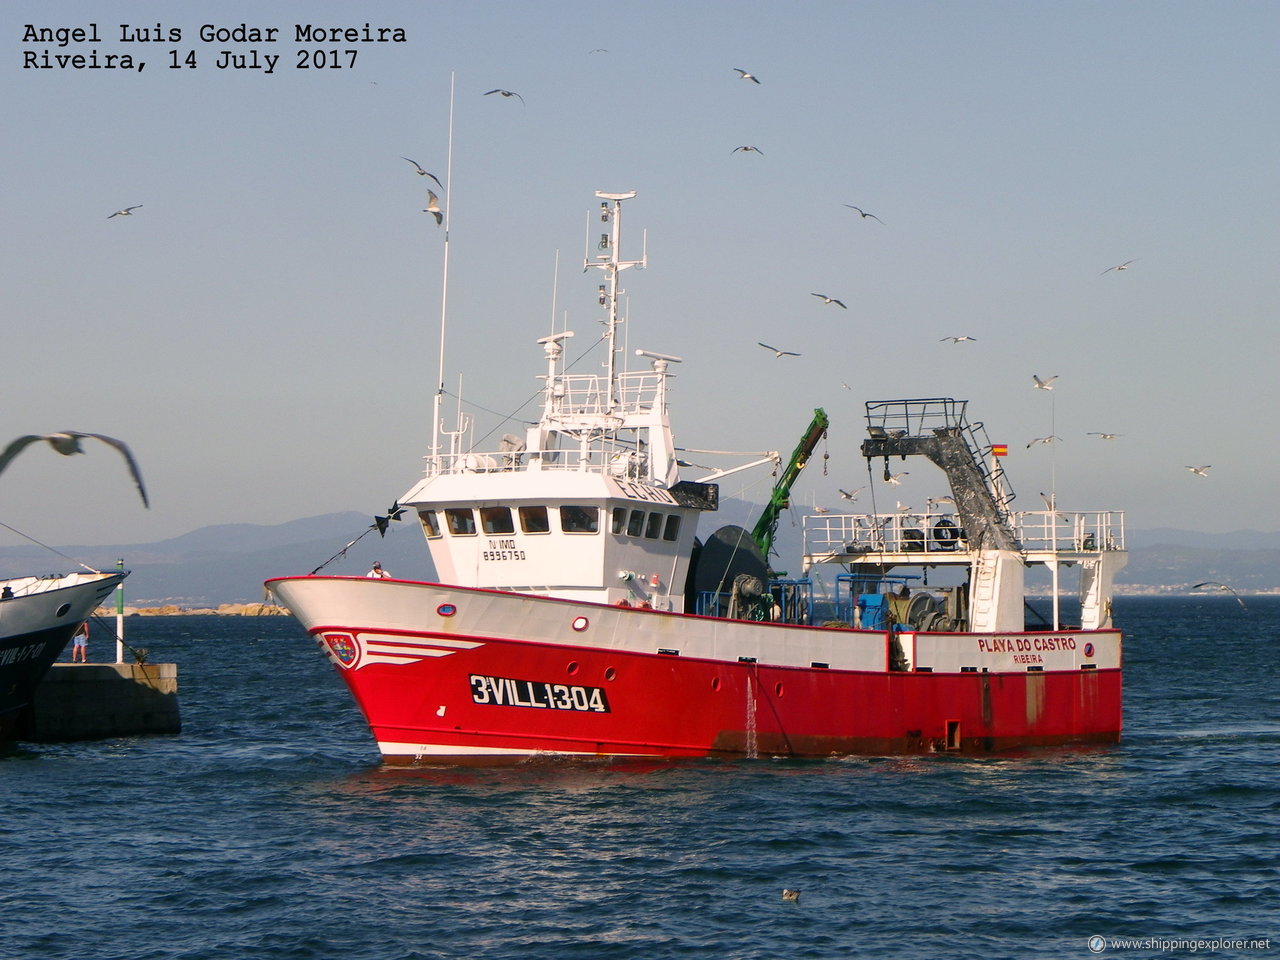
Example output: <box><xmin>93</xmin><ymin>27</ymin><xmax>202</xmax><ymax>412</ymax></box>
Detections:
<box><xmin>94</xmin><ymin>603</ymin><xmax>290</xmax><ymax>617</ymax></box>
<box><xmin>97</xmin><ymin>586</ymin><xmax>1279</xmax><ymax>618</ymax></box>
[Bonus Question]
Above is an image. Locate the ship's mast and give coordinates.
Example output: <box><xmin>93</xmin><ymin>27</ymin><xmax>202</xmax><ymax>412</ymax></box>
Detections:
<box><xmin>430</xmin><ymin>73</ymin><xmax>457</xmax><ymax>467</ymax></box>
<box><xmin>585</xmin><ymin>191</ymin><xmax>645</xmax><ymax>413</ymax></box>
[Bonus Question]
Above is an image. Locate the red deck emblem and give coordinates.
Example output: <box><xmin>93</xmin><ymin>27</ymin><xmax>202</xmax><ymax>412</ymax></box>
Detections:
<box><xmin>322</xmin><ymin>632</ymin><xmax>359</xmax><ymax>667</ymax></box>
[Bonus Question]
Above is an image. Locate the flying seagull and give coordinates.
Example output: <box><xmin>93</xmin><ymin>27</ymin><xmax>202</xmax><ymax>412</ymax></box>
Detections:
<box><xmin>0</xmin><ymin>431</ymin><xmax>148</xmax><ymax>508</ymax></box>
<box><xmin>1026</xmin><ymin>435</ymin><xmax>1062</xmax><ymax>448</ymax></box>
<box><xmin>885</xmin><ymin>471</ymin><xmax>909</xmax><ymax>486</ymax></box>
<box><xmin>1185</xmin><ymin>465</ymin><xmax>1211</xmax><ymax>478</ymax></box>
<box><xmin>484</xmin><ymin>88</ymin><xmax>525</xmax><ymax>104</ymax></box>
<box><xmin>399</xmin><ymin>157</ymin><xmax>443</xmax><ymax>189</ymax></box>
<box><xmin>811</xmin><ymin>293</ymin><xmax>847</xmax><ymax>309</ymax></box>
<box><xmin>1087</xmin><ymin>432</ymin><xmax>1121</xmax><ymax>440</ymax></box>
<box><xmin>424</xmin><ymin>190</ymin><xmax>443</xmax><ymax>225</ymax></box>
<box><xmin>732</xmin><ymin>145</ymin><xmax>764</xmax><ymax>155</ymax></box>
<box><xmin>107</xmin><ymin>205</ymin><xmax>142</xmax><ymax>219</ymax></box>
<box><xmin>1101</xmin><ymin>259</ymin><xmax>1138</xmax><ymax>275</ymax></box>
<box><xmin>733</xmin><ymin>68</ymin><xmax>761</xmax><ymax>84</ymax></box>
<box><xmin>839</xmin><ymin>487</ymin><xmax>864</xmax><ymax>501</ymax></box>
<box><xmin>1191</xmin><ymin>581</ymin><xmax>1247</xmax><ymax>609</ymax></box>
<box><xmin>940</xmin><ymin>336</ymin><xmax>976</xmax><ymax>343</ymax></box>
<box><xmin>843</xmin><ymin>205</ymin><xmax>884</xmax><ymax>224</ymax></box>
<box><xmin>1032</xmin><ymin>374</ymin><xmax>1059</xmax><ymax>390</ymax></box>
<box><xmin>758</xmin><ymin>341</ymin><xmax>800</xmax><ymax>358</ymax></box>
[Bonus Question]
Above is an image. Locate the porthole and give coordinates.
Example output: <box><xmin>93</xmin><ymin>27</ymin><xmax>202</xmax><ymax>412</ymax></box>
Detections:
<box><xmin>1083</xmin><ymin>642</ymin><xmax>1095</xmax><ymax>658</ymax></box>
<box><xmin>437</xmin><ymin>603</ymin><xmax>457</xmax><ymax>617</ymax></box>
<box><xmin>711</xmin><ymin>677</ymin><xmax>722</xmax><ymax>692</ymax></box>
<box><xmin>604</xmin><ymin>667</ymin><xmax>617</xmax><ymax>681</ymax></box>
<box><xmin>567</xmin><ymin>661</ymin><xmax>580</xmax><ymax>676</ymax></box>
<box><xmin>774</xmin><ymin>682</ymin><xmax>784</xmax><ymax>697</ymax></box>
<box><xmin>572</xmin><ymin>616</ymin><xmax>589</xmax><ymax>632</ymax></box>
<box><xmin>56</xmin><ymin>603</ymin><xmax>71</xmax><ymax>618</ymax></box>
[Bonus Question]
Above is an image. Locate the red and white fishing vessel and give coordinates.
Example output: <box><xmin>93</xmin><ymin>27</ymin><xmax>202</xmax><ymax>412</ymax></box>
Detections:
<box><xmin>268</xmin><ymin>190</ymin><xmax>1127</xmax><ymax>764</ymax></box>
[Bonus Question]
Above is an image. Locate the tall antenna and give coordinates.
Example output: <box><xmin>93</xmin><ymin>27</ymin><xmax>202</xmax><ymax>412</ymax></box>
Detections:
<box><xmin>430</xmin><ymin>72</ymin><xmax>457</xmax><ymax>463</ymax></box>
<box><xmin>549</xmin><ymin>249</ymin><xmax>560</xmax><ymax>337</ymax></box>
<box><xmin>584</xmin><ymin>190</ymin><xmax>643</xmax><ymax>413</ymax></box>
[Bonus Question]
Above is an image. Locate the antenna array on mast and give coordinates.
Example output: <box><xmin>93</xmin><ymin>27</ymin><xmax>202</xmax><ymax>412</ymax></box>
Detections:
<box><xmin>584</xmin><ymin>191</ymin><xmax>645</xmax><ymax>412</ymax></box>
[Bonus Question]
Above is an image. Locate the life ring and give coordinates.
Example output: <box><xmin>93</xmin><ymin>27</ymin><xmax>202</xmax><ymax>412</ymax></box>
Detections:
<box><xmin>930</xmin><ymin>518</ymin><xmax>960</xmax><ymax>551</ymax></box>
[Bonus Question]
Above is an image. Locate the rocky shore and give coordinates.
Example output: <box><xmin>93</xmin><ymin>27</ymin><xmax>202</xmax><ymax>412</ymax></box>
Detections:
<box><xmin>93</xmin><ymin>603</ymin><xmax>291</xmax><ymax>617</ymax></box>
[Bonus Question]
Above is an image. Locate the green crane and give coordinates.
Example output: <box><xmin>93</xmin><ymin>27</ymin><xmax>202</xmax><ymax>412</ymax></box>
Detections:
<box><xmin>750</xmin><ymin>407</ymin><xmax>829</xmax><ymax>564</ymax></box>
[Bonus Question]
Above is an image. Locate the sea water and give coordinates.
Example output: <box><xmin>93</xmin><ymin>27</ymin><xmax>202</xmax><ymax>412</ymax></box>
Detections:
<box><xmin>2</xmin><ymin>598</ymin><xmax>1277</xmax><ymax>960</ymax></box>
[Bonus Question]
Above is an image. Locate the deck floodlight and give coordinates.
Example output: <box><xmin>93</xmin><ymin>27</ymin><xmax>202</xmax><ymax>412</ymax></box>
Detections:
<box><xmin>867</xmin><ymin>425</ymin><xmax>888</xmax><ymax>440</ymax></box>
<box><xmin>600</xmin><ymin>202</ymin><xmax>609</xmax><ymax>222</ymax></box>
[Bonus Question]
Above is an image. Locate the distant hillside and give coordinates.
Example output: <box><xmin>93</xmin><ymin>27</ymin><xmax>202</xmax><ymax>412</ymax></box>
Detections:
<box><xmin>0</xmin><ymin>512</ymin><xmax>434</xmax><ymax>605</ymax></box>
<box><xmin>0</xmin><ymin>512</ymin><xmax>1274</xmax><ymax>606</ymax></box>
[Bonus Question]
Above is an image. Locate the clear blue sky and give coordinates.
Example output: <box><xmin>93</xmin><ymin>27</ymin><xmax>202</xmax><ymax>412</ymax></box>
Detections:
<box><xmin>3</xmin><ymin>0</ymin><xmax>1277</xmax><ymax>550</ymax></box>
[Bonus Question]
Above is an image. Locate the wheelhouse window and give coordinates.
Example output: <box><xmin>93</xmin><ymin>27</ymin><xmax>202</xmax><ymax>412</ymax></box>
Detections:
<box><xmin>626</xmin><ymin>509</ymin><xmax>645</xmax><ymax>537</ymax></box>
<box><xmin>418</xmin><ymin>509</ymin><xmax>442</xmax><ymax>539</ymax></box>
<box><xmin>644</xmin><ymin>512</ymin><xmax>663</xmax><ymax>539</ymax></box>
<box><xmin>519</xmin><ymin>506</ymin><xmax>550</xmax><ymax>534</ymax></box>
<box><xmin>663</xmin><ymin>514</ymin><xmax>682</xmax><ymax>542</ymax></box>
<box><xmin>560</xmin><ymin>505</ymin><xmax>599</xmax><ymax>534</ymax></box>
<box><xmin>480</xmin><ymin>506</ymin><xmax>515</xmax><ymax>535</ymax></box>
<box><xmin>611</xmin><ymin>507</ymin><xmax>627</xmax><ymax>535</ymax></box>
<box><xmin>445</xmin><ymin>508</ymin><xmax>477</xmax><ymax>536</ymax></box>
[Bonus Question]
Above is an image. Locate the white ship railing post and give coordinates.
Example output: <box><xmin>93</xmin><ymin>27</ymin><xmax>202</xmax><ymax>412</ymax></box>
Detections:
<box><xmin>115</xmin><ymin>557</ymin><xmax>125</xmax><ymax>663</ymax></box>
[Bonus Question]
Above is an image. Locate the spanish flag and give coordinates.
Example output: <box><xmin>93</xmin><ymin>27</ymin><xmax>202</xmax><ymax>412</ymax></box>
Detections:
<box><xmin>991</xmin><ymin>444</ymin><xmax>1008</xmax><ymax>457</ymax></box>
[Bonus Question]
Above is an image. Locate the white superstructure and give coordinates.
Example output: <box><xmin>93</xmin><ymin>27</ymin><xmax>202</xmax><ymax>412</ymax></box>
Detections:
<box><xmin>400</xmin><ymin>191</ymin><xmax>716</xmax><ymax>610</ymax></box>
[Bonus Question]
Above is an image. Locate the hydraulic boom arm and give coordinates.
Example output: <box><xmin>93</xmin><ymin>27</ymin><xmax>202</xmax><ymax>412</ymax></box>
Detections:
<box><xmin>750</xmin><ymin>408</ymin><xmax>829</xmax><ymax>562</ymax></box>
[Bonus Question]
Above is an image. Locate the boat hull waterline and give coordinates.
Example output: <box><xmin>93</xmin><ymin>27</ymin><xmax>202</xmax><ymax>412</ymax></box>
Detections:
<box><xmin>269</xmin><ymin>576</ymin><xmax>1121</xmax><ymax>764</ymax></box>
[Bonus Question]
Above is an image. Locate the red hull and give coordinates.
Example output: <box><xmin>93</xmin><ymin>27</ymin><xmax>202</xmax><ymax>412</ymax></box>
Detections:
<box><xmin>347</xmin><ymin>643</ymin><xmax>1119</xmax><ymax>762</ymax></box>
<box><xmin>269</xmin><ymin>577</ymin><xmax>1122</xmax><ymax>763</ymax></box>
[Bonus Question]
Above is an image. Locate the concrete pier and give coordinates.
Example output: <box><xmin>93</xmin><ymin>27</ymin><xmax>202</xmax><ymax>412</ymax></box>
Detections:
<box><xmin>19</xmin><ymin>662</ymin><xmax>180</xmax><ymax>742</ymax></box>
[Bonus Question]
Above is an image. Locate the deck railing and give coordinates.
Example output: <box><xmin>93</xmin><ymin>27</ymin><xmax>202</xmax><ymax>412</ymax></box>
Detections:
<box><xmin>804</xmin><ymin>510</ymin><xmax>1126</xmax><ymax>557</ymax></box>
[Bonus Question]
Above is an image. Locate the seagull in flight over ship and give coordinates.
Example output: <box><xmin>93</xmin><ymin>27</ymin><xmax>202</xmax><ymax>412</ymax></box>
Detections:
<box><xmin>1185</xmin><ymin>465</ymin><xmax>1211</xmax><ymax>478</ymax></box>
<box><xmin>484</xmin><ymin>88</ymin><xmax>525</xmax><ymax>104</ymax></box>
<box><xmin>732</xmin><ymin>145</ymin><xmax>764</xmax><ymax>155</ymax></box>
<box><xmin>940</xmin><ymin>335</ymin><xmax>976</xmax><ymax>343</ymax></box>
<box><xmin>839</xmin><ymin>487</ymin><xmax>864</xmax><ymax>501</ymax></box>
<box><xmin>1027</xmin><ymin>435</ymin><xmax>1062</xmax><ymax>448</ymax></box>
<box><xmin>424</xmin><ymin>190</ymin><xmax>443</xmax><ymax>225</ymax></box>
<box><xmin>1087</xmin><ymin>432</ymin><xmax>1121</xmax><ymax>440</ymax></box>
<box><xmin>844</xmin><ymin>205</ymin><xmax>884</xmax><ymax>224</ymax></box>
<box><xmin>0</xmin><ymin>431</ymin><xmax>148</xmax><ymax>508</ymax></box>
<box><xmin>107</xmin><ymin>205</ymin><xmax>142</xmax><ymax>219</ymax></box>
<box><xmin>1032</xmin><ymin>374</ymin><xmax>1059</xmax><ymax>390</ymax></box>
<box><xmin>1100</xmin><ymin>259</ymin><xmax>1138</xmax><ymax>275</ymax></box>
<box><xmin>1192</xmin><ymin>581</ymin><xmax>1247</xmax><ymax>609</ymax></box>
<box><xmin>758</xmin><ymin>342</ymin><xmax>800</xmax><ymax>358</ymax></box>
<box><xmin>399</xmin><ymin>157</ymin><xmax>443</xmax><ymax>189</ymax></box>
<box><xmin>733</xmin><ymin>68</ymin><xmax>761</xmax><ymax>84</ymax></box>
<box><xmin>885</xmin><ymin>471</ymin><xmax>909</xmax><ymax>486</ymax></box>
<box><xmin>811</xmin><ymin>293</ymin><xmax>847</xmax><ymax>308</ymax></box>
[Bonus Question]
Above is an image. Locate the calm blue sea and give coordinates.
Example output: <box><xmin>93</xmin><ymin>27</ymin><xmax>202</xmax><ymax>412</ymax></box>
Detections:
<box><xmin>3</xmin><ymin>598</ymin><xmax>1277</xmax><ymax>960</ymax></box>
